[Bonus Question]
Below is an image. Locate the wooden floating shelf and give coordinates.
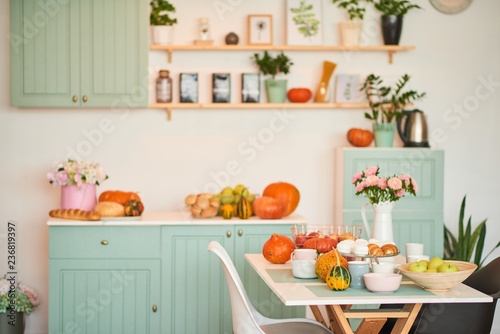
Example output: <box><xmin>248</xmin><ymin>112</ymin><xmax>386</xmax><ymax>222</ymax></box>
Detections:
<box><xmin>149</xmin><ymin>102</ymin><xmax>370</xmax><ymax>121</ymax></box>
<box><xmin>150</xmin><ymin>44</ymin><xmax>416</xmax><ymax>64</ymax></box>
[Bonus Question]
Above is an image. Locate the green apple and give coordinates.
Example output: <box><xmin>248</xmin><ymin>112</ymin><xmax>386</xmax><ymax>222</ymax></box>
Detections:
<box><xmin>408</xmin><ymin>262</ymin><xmax>427</xmax><ymax>273</ymax></box>
<box><xmin>246</xmin><ymin>193</ymin><xmax>256</xmax><ymax>203</ymax></box>
<box><xmin>418</xmin><ymin>260</ymin><xmax>429</xmax><ymax>269</ymax></box>
<box><xmin>425</xmin><ymin>268</ymin><xmax>438</xmax><ymax>273</ymax></box>
<box><xmin>221</xmin><ymin>187</ymin><xmax>234</xmax><ymax>204</ymax></box>
<box><xmin>438</xmin><ymin>263</ymin><xmax>459</xmax><ymax>273</ymax></box>
<box><xmin>428</xmin><ymin>257</ymin><xmax>445</xmax><ymax>270</ymax></box>
<box><xmin>233</xmin><ymin>184</ymin><xmax>246</xmax><ymax>196</ymax></box>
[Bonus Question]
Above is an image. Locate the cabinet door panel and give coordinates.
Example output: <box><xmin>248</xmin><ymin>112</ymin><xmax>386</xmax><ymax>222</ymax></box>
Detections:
<box><xmin>234</xmin><ymin>225</ymin><xmax>306</xmax><ymax>320</ymax></box>
<box><xmin>10</xmin><ymin>0</ymin><xmax>79</xmax><ymax>106</ymax></box>
<box><xmin>49</xmin><ymin>259</ymin><xmax>160</xmax><ymax>334</ymax></box>
<box><xmin>80</xmin><ymin>0</ymin><xmax>148</xmax><ymax>107</ymax></box>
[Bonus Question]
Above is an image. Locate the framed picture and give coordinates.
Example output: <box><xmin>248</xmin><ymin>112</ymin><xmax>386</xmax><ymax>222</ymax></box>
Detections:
<box><xmin>213</xmin><ymin>73</ymin><xmax>231</xmax><ymax>103</ymax></box>
<box><xmin>248</xmin><ymin>15</ymin><xmax>273</xmax><ymax>45</ymax></box>
<box><xmin>180</xmin><ymin>73</ymin><xmax>198</xmax><ymax>103</ymax></box>
<box><xmin>286</xmin><ymin>0</ymin><xmax>323</xmax><ymax>46</ymax></box>
<box><xmin>241</xmin><ymin>73</ymin><xmax>260</xmax><ymax>103</ymax></box>
<box><xmin>335</xmin><ymin>75</ymin><xmax>360</xmax><ymax>103</ymax></box>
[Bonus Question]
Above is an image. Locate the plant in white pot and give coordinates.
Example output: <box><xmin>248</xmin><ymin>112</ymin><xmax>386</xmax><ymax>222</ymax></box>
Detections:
<box><xmin>360</xmin><ymin>74</ymin><xmax>425</xmax><ymax>147</ymax></box>
<box><xmin>332</xmin><ymin>0</ymin><xmax>373</xmax><ymax>46</ymax></box>
<box><xmin>252</xmin><ymin>51</ymin><xmax>293</xmax><ymax>103</ymax></box>
<box><xmin>374</xmin><ymin>0</ymin><xmax>421</xmax><ymax>45</ymax></box>
<box><xmin>150</xmin><ymin>0</ymin><xmax>177</xmax><ymax>45</ymax></box>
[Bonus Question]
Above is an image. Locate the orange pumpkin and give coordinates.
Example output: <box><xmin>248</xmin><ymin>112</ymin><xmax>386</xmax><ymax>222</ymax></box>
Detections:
<box><xmin>262</xmin><ymin>233</ymin><xmax>295</xmax><ymax>264</ymax></box>
<box><xmin>253</xmin><ymin>197</ymin><xmax>286</xmax><ymax>219</ymax></box>
<box><xmin>315</xmin><ymin>250</ymin><xmax>349</xmax><ymax>282</ymax></box>
<box><xmin>303</xmin><ymin>231</ymin><xmax>337</xmax><ymax>253</ymax></box>
<box><xmin>287</xmin><ymin>88</ymin><xmax>312</xmax><ymax>103</ymax></box>
<box><xmin>262</xmin><ymin>182</ymin><xmax>300</xmax><ymax>217</ymax></box>
<box><xmin>347</xmin><ymin>128</ymin><xmax>374</xmax><ymax>147</ymax></box>
<box><xmin>99</xmin><ymin>191</ymin><xmax>141</xmax><ymax>206</ymax></box>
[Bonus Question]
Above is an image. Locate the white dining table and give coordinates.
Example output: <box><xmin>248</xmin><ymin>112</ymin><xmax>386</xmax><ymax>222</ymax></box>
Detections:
<box><xmin>245</xmin><ymin>254</ymin><xmax>493</xmax><ymax>334</ymax></box>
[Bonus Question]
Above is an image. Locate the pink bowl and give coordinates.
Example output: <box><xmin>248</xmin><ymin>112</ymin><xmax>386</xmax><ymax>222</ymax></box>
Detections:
<box><xmin>363</xmin><ymin>273</ymin><xmax>402</xmax><ymax>293</ymax></box>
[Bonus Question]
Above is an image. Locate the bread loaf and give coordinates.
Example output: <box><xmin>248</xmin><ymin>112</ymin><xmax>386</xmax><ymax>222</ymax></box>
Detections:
<box><xmin>49</xmin><ymin>209</ymin><xmax>100</xmax><ymax>221</ymax></box>
<box><xmin>94</xmin><ymin>201</ymin><xmax>125</xmax><ymax>217</ymax></box>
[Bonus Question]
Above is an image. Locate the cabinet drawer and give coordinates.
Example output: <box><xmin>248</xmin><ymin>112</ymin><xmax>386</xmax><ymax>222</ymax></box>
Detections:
<box><xmin>49</xmin><ymin>226</ymin><xmax>161</xmax><ymax>259</ymax></box>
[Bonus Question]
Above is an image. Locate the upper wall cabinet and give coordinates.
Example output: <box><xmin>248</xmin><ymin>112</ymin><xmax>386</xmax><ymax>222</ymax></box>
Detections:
<box><xmin>10</xmin><ymin>0</ymin><xmax>148</xmax><ymax>108</ymax></box>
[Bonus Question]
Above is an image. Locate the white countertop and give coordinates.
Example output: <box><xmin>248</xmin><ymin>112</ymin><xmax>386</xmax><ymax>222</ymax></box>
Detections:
<box><xmin>47</xmin><ymin>211</ymin><xmax>308</xmax><ymax>226</ymax></box>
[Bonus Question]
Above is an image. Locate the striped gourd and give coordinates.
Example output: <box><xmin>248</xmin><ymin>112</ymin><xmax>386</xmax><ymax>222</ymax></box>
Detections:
<box><xmin>237</xmin><ymin>196</ymin><xmax>252</xmax><ymax>219</ymax></box>
<box><xmin>221</xmin><ymin>204</ymin><xmax>234</xmax><ymax>220</ymax></box>
<box><xmin>326</xmin><ymin>249</ymin><xmax>351</xmax><ymax>291</ymax></box>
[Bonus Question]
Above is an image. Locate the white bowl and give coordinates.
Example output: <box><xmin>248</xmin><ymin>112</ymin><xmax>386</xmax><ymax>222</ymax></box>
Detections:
<box><xmin>363</xmin><ymin>273</ymin><xmax>402</xmax><ymax>293</ymax></box>
<box><xmin>291</xmin><ymin>260</ymin><xmax>316</xmax><ymax>279</ymax></box>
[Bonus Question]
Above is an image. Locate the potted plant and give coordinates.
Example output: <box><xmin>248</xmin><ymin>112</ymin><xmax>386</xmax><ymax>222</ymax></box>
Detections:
<box><xmin>150</xmin><ymin>0</ymin><xmax>177</xmax><ymax>45</ymax></box>
<box><xmin>332</xmin><ymin>0</ymin><xmax>373</xmax><ymax>46</ymax></box>
<box><xmin>360</xmin><ymin>73</ymin><xmax>425</xmax><ymax>147</ymax></box>
<box><xmin>252</xmin><ymin>51</ymin><xmax>293</xmax><ymax>103</ymax></box>
<box><xmin>374</xmin><ymin>0</ymin><xmax>421</xmax><ymax>45</ymax></box>
<box><xmin>0</xmin><ymin>276</ymin><xmax>39</xmax><ymax>334</ymax></box>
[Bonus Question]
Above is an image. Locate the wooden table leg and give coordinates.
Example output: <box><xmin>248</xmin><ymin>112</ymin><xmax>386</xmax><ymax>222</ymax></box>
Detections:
<box><xmin>355</xmin><ymin>318</ymin><xmax>387</xmax><ymax>334</ymax></box>
<box><xmin>310</xmin><ymin>305</ymin><xmax>328</xmax><ymax>328</ymax></box>
<box><xmin>390</xmin><ymin>303</ymin><xmax>422</xmax><ymax>334</ymax></box>
<box><xmin>327</xmin><ymin>305</ymin><xmax>355</xmax><ymax>334</ymax></box>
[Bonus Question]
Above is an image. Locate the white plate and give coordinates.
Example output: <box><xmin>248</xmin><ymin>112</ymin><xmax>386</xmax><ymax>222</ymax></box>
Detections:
<box><xmin>100</xmin><ymin>216</ymin><xmax>142</xmax><ymax>221</ymax></box>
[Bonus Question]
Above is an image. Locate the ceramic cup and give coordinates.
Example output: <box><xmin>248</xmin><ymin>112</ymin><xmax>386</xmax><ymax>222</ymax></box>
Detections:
<box><xmin>405</xmin><ymin>243</ymin><xmax>424</xmax><ymax>256</ymax></box>
<box><xmin>291</xmin><ymin>260</ymin><xmax>316</xmax><ymax>279</ymax></box>
<box><xmin>290</xmin><ymin>249</ymin><xmax>317</xmax><ymax>261</ymax></box>
<box><xmin>406</xmin><ymin>255</ymin><xmax>430</xmax><ymax>264</ymax></box>
<box><xmin>372</xmin><ymin>262</ymin><xmax>400</xmax><ymax>274</ymax></box>
<box><xmin>348</xmin><ymin>261</ymin><xmax>370</xmax><ymax>289</ymax></box>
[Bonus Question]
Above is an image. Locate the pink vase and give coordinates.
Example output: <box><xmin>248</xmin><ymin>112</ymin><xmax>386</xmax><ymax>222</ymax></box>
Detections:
<box><xmin>61</xmin><ymin>184</ymin><xmax>97</xmax><ymax>211</ymax></box>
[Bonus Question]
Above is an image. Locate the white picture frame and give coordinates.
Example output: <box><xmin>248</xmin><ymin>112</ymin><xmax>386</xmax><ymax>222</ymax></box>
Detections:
<box><xmin>335</xmin><ymin>75</ymin><xmax>360</xmax><ymax>103</ymax></box>
<box><xmin>248</xmin><ymin>15</ymin><xmax>273</xmax><ymax>45</ymax></box>
<box><xmin>286</xmin><ymin>0</ymin><xmax>323</xmax><ymax>46</ymax></box>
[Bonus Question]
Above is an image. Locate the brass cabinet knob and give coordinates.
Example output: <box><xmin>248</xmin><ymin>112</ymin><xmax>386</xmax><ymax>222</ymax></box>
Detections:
<box><xmin>101</xmin><ymin>240</ymin><xmax>108</xmax><ymax>245</ymax></box>
<box><xmin>83</xmin><ymin>95</ymin><xmax>87</xmax><ymax>102</ymax></box>
<box><xmin>227</xmin><ymin>230</ymin><xmax>231</xmax><ymax>238</ymax></box>
<box><xmin>238</xmin><ymin>230</ymin><xmax>243</xmax><ymax>237</ymax></box>
<box><xmin>73</xmin><ymin>96</ymin><xmax>77</xmax><ymax>103</ymax></box>
<box><xmin>152</xmin><ymin>305</ymin><xmax>157</xmax><ymax>313</ymax></box>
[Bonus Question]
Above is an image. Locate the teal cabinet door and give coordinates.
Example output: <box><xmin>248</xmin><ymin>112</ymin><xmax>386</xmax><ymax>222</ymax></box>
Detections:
<box><xmin>49</xmin><ymin>259</ymin><xmax>161</xmax><ymax>334</ymax></box>
<box><xmin>233</xmin><ymin>225</ymin><xmax>305</xmax><ymax>319</ymax></box>
<box><xmin>162</xmin><ymin>226</ymin><xmax>234</xmax><ymax>334</ymax></box>
<box><xmin>10</xmin><ymin>0</ymin><xmax>80</xmax><ymax>106</ymax></box>
<box><xmin>79</xmin><ymin>0</ymin><xmax>148</xmax><ymax>107</ymax></box>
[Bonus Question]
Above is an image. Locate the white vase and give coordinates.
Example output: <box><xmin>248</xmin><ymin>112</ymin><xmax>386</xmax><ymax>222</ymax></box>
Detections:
<box><xmin>361</xmin><ymin>201</ymin><xmax>395</xmax><ymax>242</ymax></box>
<box><xmin>339</xmin><ymin>21</ymin><xmax>362</xmax><ymax>46</ymax></box>
<box><xmin>151</xmin><ymin>26</ymin><xmax>174</xmax><ymax>45</ymax></box>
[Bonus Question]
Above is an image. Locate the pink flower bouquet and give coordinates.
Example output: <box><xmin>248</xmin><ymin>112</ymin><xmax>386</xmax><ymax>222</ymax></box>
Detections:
<box><xmin>46</xmin><ymin>159</ymin><xmax>108</xmax><ymax>187</ymax></box>
<box><xmin>352</xmin><ymin>166</ymin><xmax>417</xmax><ymax>204</ymax></box>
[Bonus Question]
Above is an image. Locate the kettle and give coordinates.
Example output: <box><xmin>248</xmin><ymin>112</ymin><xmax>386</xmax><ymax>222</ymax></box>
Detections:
<box><xmin>397</xmin><ymin>109</ymin><xmax>430</xmax><ymax>147</ymax></box>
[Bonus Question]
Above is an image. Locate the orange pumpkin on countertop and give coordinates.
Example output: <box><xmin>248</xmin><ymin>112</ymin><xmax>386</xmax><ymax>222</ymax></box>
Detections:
<box><xmin>262</xmin><ymin>182</ymin><xmax>300</xmax><ymax>217</ymax></box>
<box><xmin>262</xmin><ymin>233</ymin><xmax>295</xmax><ymax>264</ymax></box>
<box><xmin>347</xmin><ymin>128</ymin><xmax>374</xmax><ymax>147</ymax></box>
<box><xmin>99</xmin><ymin>191</ymin><xmax>141</xmax><ymax>206</ymax></box>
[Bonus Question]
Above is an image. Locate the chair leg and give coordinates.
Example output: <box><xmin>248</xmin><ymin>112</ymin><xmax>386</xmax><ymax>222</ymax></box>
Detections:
<box><xmin>390</xmin><ymin>303</ymin><xmax>422</xmax><ymax>334</ymax></box>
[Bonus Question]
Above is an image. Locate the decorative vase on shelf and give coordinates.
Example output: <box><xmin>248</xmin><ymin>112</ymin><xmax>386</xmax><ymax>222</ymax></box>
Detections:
<box><xmin>361</xmin><ymin>201</ymin><xmax>395</xmax><ymax>242</ymax></box>
<box><xmin>265</xmin><ymin>79</ymin><xmax>288</xmax><ymax>103</ymax></box>
<box><xmin>61</xmin><ymin>184</ymin><xmax>97</xmax><ymax>211</ymax></box>
<box><xmin>381</xmin><ymin>15</ymin><xmax>403</xmax><ymax>45</ymax></box>
<box><xmin>339</xmin><ymin>21</ymin><xmax>362</xmax><ymax>46</ymax></box>
<box><xmin>373</xmin><ymin>122</ymin><xmax>396</xmax><ymax>147</ymax></box>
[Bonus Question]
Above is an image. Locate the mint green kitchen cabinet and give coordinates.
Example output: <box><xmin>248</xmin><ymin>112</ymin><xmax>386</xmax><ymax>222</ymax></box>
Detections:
<box><xmin>10</xmin><ymin>0</ymin><xmax>148</xmax><ymax>107</ymax></box>
<box><xmin>336</xmin><ymin>148</ymin><xmax>444</xmax><ymax>257</ymax></box>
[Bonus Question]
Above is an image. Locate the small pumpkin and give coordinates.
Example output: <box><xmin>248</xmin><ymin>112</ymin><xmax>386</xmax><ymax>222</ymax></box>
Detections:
<box><xmin>124</xmin><ymin>199</ymin><xmax>144</xmax><ymax>217</ymax></box>
<box><xmin>347</xmin><ymin>128</ymin><xmax>374</xmax><ymax>147</ymax></box>
<box><xmin>221</xmin><ymin>204</ymin><xmax>234</xmax><ymax>220</ymax></box>
<box><xmin>252</xmin><ymin>197</ymin><xmax>286</xmax><ymax>219</ymax></box>
<box><xmin>315</xmin><ymin>250</ymin><xmax>349</xmax><ymax>282</ymax></box>
<box><xmin>237</xmin><ymin>190</ymin><xmax>252</xmax><ymax>219</ymax></box>
<box><xmin>287</xmin><ymin>88</ymin><xmax>312</xmax><ymax>103</ymax></box>
<box><xmin>262</xmin><ymin>182</ymin><xmax>300</xmax><ymax>217</ymax></box>
<box><xmin>99</xmin><ymin>191</ymin><xmax>141</xmax><ymax>206</ymax></box>
<box><xmin>262</xmin><ymin>233</ymin><xmax>295</xmax><ymax>264</ymax></box>
<box><xmin>326</xmin><ymin>250</ymin><xmax>351</xmax><ymax>290</ymax></box>
<box><xmin>303</xmin><ymin>231</ymin><xmax>337</xmax><ymax>253</ymax></box>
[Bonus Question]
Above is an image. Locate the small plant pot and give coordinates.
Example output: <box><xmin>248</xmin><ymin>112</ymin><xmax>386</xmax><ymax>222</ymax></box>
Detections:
<box><xmin>0</xmin><ymin>311</ymin><xmax>25</xmax><ymax>334</ymax></box>
<box><xmin>373</xmin><ymin>123</ymin><xmax>396</xmax><ymax>147</ymax></box>
<box><xmin>381</xmin><ymin>15</ymin><xmax>403</xmax><ymax>45</ymax></box>
<box><xmin>265</xmin><ymin>79</ymin><xmax>288</xmax><ymax>103</ymax></box>
<box><xmin>151</xmin><ymin>26</ymin><xmax>174</xmax><ymax>45</ymax></box>
<box><xmin>339</xmin><ymin>21</ymin><xmax>362</xmax><ymax>46</ymax></box>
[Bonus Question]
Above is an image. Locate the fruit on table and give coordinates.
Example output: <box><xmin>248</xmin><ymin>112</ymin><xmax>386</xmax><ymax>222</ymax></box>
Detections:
<box><xmin>124</xmin><ymin>199</ymin><xmax>144</xmax><ymax>217</ymax></box>
<box><xmin>347</xmin><ymin>128</ymin><xmax>374</xmax><ymax>147</ymax></box>
<box><xmin>326</xmin><ymin>251</ymin><xmax>351</xmax><ymax>291</ymax></box>
<box><xmin>287</xmin><ymin>88</ymin><xmax>312</xmax><ymax>103</ymax></box>
<box><xmin>408</xmin><ymin>261</ymin><xmax>427</xmax><ymax>273</ymax></box>
<box><xmin>263</xmin><ymin>182</ymin><xmax>300</xmax><ymax>216</ymax></box>
<box><xmin>315</xmin><ymin>250</ymin><xmax>349</xmax><ymax>282</ymax></box>
<box><xmin>418</xmin><ymin>259</ymin><xmax>429</xmax><ymax>268</ymax></box>
<box><xmin>220</xmin><ymin>187</ymin><xmax>234</xmax><ymax>204</ymax></box>
<box><xmin>185</xmin><ymin>193</ymin><xmax>220</xmax><ymax>218</ymax></box>
<box><xmin>339</xmin><ymin>232</ymin><xmax>356</xmax><ymax>242</ymax></box>
<box><xmin>99</xmin><ymin>190</ymin><xmax>141</xmax><ymax>206</ymax></box>
<box><xmin>252</xmin><ymin>196</ymin><xmax>286</xmax><ymax>219</ymax></box>
<box><xmin>438</xmin><ymin>263</ymin><xmax>459</xmax><ymax>273</ymax></box>
<box><xmin>329</xmin><ymin>233</ymin><xmax>339</xmax><ymax>243</ymax></box>
<box><xmin>262</xmin><ymin>233</ymin><xmax>295</xmax><ymax>264</ymax></box>
<box><xmin>94</xmin><ymin>201</ymin><xmax>125</xmax><ymax>217</ymax></box>
<box><xmin>303</xmin><ymin>231</ymin><xmax>337</xmax><ymax>253</ymax></box>
<box><xmin>425</xmin><ymin>268</ymin><xmax>438</xmax><ymax>273</ymax></box>
<box><xmin>294</xmin><ymin>233</ymin><xmax>308</xmax><ymax>249</ymax></box>
<box><xmin>428</xmin><ymin>257</ymin><xmax>445</xmax><ymax>270</ymax></box>
<box><xmin>237</xmin><ymin>194</ymin><xmax>252</xmax><ymax>219</ymax></box>
<box><xmin>221</xmin><ymin>204</ymin><xmax>234</xmax><ymax>220</ymax></box>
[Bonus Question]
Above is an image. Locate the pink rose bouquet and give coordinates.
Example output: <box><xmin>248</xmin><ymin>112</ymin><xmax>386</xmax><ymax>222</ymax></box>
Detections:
<box><xmin>352</xmin><ymin>166</ymin><xmax>417</xmax><ymax>204</ymax></box>
<box><xmin>46</xmin><ymin>159</ymin><xmax>108</xmax><ymax>187</ymax></box>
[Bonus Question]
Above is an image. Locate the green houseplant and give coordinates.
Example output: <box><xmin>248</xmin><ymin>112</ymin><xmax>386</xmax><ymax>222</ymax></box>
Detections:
<box><xmin>150</xmin><ymin>0</ymin><xmax>177</xmax><ymax>45</ymax></box>
<box><xmin>252</xmin><ymin>51</ymin><xmax>293</xmax><ymax>103</ymax></box>
<box><xmin>332</xmin><ymin>0</ymin><xmax>373</xmax><ymax>46</ymax></box>
<box><xmin>374</xmin><ymin>0</ymin><xmax>421</xmax><ymax>45</ymax></box>
<box><xmin>444</xmin><ymin>195</ymin><xmax>500</xmax><ymax>269</ymax></box>
<box><xmin>0</xmin><ymin>276</ymin><xmax>39</xmax><ymax>334</ymax></box>
<box><xmin>360</xmin><ymin>73</ymin><xmax>425</xmax><ymax>147</ymax></box>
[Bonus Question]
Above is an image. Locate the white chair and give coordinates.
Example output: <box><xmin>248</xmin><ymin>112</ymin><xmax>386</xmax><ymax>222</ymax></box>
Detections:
<box><xmin>208</xmin><ymin>241</ymin><xmax>333</xmax><ymax>334</ymax></box>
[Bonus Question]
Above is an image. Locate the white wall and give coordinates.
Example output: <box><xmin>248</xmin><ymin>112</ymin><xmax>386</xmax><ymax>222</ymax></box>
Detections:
<box><xmin>1</xmin><ymin>0</ymin><xmax>499</xmax><ymax>332</ymax></box>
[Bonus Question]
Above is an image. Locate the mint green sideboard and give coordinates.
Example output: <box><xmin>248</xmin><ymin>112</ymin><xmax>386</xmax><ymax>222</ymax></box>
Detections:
<box><xmin>336</xmin><ymin>148</ymin><xmax>445</xmax><ymax>258</ymax></box>
<box><xmin>10</xmin><ymin>0</ymin><xmax>148</xmax><ymax>107</ymax></box>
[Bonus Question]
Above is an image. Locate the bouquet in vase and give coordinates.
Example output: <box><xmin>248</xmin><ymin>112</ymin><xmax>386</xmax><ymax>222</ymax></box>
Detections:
<box><xmin>46</xmin><ymin>159</ymin><xmax>108</xmax><ymax>187</ymax></box>
<box><xmin>0</xmin><ymin>276</ymin><xmax>39</xmax><ymax>314</ymax></box>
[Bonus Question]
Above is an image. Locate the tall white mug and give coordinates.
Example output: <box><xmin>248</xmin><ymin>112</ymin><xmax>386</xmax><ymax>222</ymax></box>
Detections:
<box><xmin>405</xmin><ymin>243</ymin><xmax>424</xmax><ymax>256</ymax></box>
<box><xmin>290</xmin><ymin>249</ymin><xmax>317</xmax><ymax>261</ymax></box>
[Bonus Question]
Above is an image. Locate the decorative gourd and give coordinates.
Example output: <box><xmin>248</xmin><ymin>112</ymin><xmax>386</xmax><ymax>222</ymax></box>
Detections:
<box><xmin>262</xmin><ymin>182</ymin><xmax>300</xmax><ymax>217</ymax></box>
<box><xmin>262</xmin><ymin>233</ymin><xmax>295</xmax><ymax>264</ymax></box>
<box><xmin>303</xmin><ymin>231</ymin><xmax>337</xmax><ymax>253</ymax></box>
<box><xmin>237</xmin><ymin>194</ymin><xmax>252</xmax><ymax>219</ymax></box>
<box><xmin>124</xmin><ymin>199</ymin><xmax>144</xmax><ymax>216</ymax></box>
<box><xmin>221</xmin><ymin>204</ymin><xmax>234</xmax><ymax>220</ymax></box>
<box><xmin>347</xmin><ymin>128</ymin><xmax>373</xmax><ymax>147</ymax></box>
<box><xmin>252</xmin><ymin>197</ymin><xmax>286</xmax><ymax>219</ymax></box>
<box><xmin>326</xmin><ymin>250</ymin><xmax>351</xmax><ymax>290</ymax></box>
<box><xmin>99</xmin><ymin>191</ymin><xmax>141</xmax><ymax>206</ymax></box>
<box><xmin>315</xmin><ymin>250</ymin><xmax>349</xmax><ymax>282</ymax></box>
